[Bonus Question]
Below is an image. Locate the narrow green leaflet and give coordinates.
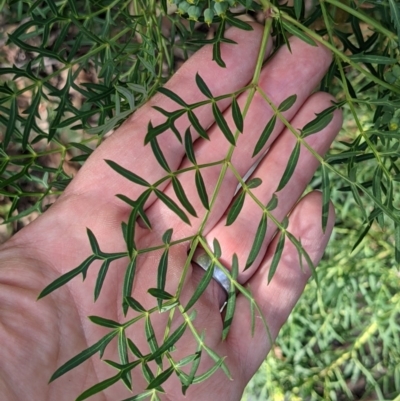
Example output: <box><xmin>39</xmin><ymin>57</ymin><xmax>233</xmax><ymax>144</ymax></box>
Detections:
<box><xmin>38</xmin><ymin>255</ymin><xmax>97</xmax><ymax>299</ymax></box>
<box><xmin>195</xmin><ymin>170</ymin><xmax>209</xmax><ymax>210</ymax></box>
<box><xmin>195</xmin><ymin>73</ymin><xmax>213</xmax><ymax>98</ymax></box>
<box><xmin>253</xmin><ymin>115</ymin><xmax>276</xmax><ymax>157</ymax></box>
<box><xmin>188</xmin><ymin>110</ymin><xmax>209</xmax><ymax>140</ymax></box>
<box><xmin>154</xmin><ymin>189</ymin><xmax>191</xmax><ymax>225</ymax></box>
<box><xmin>212</xmin><ymin>102</ymin><xmax>235</xmax><ymax>145</ymax></box>
<box><xmin>395</xmin><ymin>223</ymin><xmax>400</xmax><ymax>264</ymax></box>
<box><xmin>118</xmin><ymin>330</ymin><xmax>132</xmax><ymax>389</ymax></box>
<box><xmin>321</xmin><ymin>164</ymin><xmax>331</xmax><ymax>232</ymax></box>
<box><xmin>87</xmin><ymin>228</ymin><xmax>101</xmax><ymax>255</ymax></box>
<box><xmin>267</xmin><ymin>194</ymin><xmax>278</xmax><ymax>211</ymax></box>
<box><xmin>148</xmin><ymin>288</ymin><xmax>174</xmax><ymax>300</ymax></box>
<box><xmin>157</xmin><ymin>86</ymin><xmax>188</xmax><ymax>107</ymax></box>
<box><xmin>294</xmin><ymin>0</ymin><xmax>303</xmax><ymax>19</ymax></box>
<box><xmin>148</xmin><ymin>321</ymin><xmax>187</xmax><ymax>362</ymax></box>
<box><xmin>389</xmin><ymin>0</ymin><xmax>400</xmax><ymax>47</ymax></box>
<box><xmin>277</xmin><ymin>141</ymin><xmax>301</xmax><ymax>191</ymax></box>
<box><xmin>94</xmin><ymin>259</ymin><xmax>111</xmax><ymax>301</ymax></box>
<box><xmin>105</xmin><ymin>160</ymin><xmax>150</xmax><ymax>187</ymax></box>
<box><xmin>184</xmin><ymin>128</ymin><xmax>196</xmax><ymax>164</ymax></box>
<box><xmin>145</xmin><ymin>314</ymin><xmax>162</xmax><ymax>367</ymax></box>
<box><xmin>213</xmin><ymin>238</ymin><xmax>222</xmax><ymax>258</ymax></box>
<box><xmin>245</xmin><ymin>213</ymin><xmax>267</xmax><ymax>269</ymax></box>
<box><xmin>150</xmin><ymin>138</ymin><xmax>171</xmax><ymax>172</ymax></box>
<box><xmin>50</xmin><ymin>330</ymin><xmax>118</xmax><ymax>382</ymax></box>
<box><xmin>76</xmin><ymin>372</ymin><xmax>122</xmax><ymax>401</ymax></box>
<box><xmin>372</xmin><ymin>166</ymin><xmax>384</xmax><ymax>229</ymax></box>
<box><xmin>146</xmin><ymin>366</ymin><xmax>175</xmax><ymax>390</ymax></box>
<box><xmin>222</xmin><ymin>254</ymin><xmax>238</xmax><ymax>340</ymax></box>
<box><xmin>268</xmin><ymin>233</ymin><xmax>286</xmax><ymax>283</ymax></box>
<box><xmin>349</xmin><ymin>53</ymin><xmax>397</xmax><ymax>65</ymax></box>
<box><xmin>23</xmin><ymin>87</ymin><xmax>42</xmax><ymax>149</ymax></box>
<box><xmin>122</xmin><ymin>258</ymin><xmax>137</xmax><ymax>315</ymax></box>
<box><xmin>4</xmin><ymin>96</ymin><xmax>17</xmax><ymax>148</ymax></box>
<box><xmin>226</xmin><ymin>191</ymin><xmax>246</xmax><ymax>226</ymax></box>
<box><xmin>302</xmin><ymin>110</ymin><xmax>334</xmax><ymax>138</ymax></box>
<box><xmin>281</xmin><ymin>20</ymin><xmax>317</xmax><ymax>47</ymax></box>
<box><xmin>172</xmin><ymin>176</ymin><xmax>197</xmax><ymax>217</ymax></box>
<box><xmin>184</xmin><ymin>261</ymin><xmax>215</xmax><ymax>312</ymax></box>
<box><xmin>278</xmin><ymin>94</ymin><xmax>297</xmax><ymax>112</ymax></box>
<box><xmin>88</xmin><ymin>316</ymin><xmax>121</xmax><ymax>328</ymax></box>
<box><xmin>232</xmin><ymin>97</ymin><xmax>244</xmax><ymax>133</ymax></box>
<box><xmin>157</xmin><ymin>249</ymin><xmax>169</xmax><ymax>309</ymax></box>
<box><xmin>127</xmin><ymin>338</ymin><xmax>143</xmax><ymax>358</ymax></box>
<box><xmin>247</xmin><ymin>178</ymin><xmax>262</xmax><ymax>189</ymax></box>
<box><xmin>124</xmin><ymin>296</ymin><xmax>146</xmax><ymax>313</ymax></box>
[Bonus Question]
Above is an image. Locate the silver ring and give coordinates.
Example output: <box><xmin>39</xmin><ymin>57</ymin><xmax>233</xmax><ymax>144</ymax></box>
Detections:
<box><xmin>191</xmin><ymin>246</ymin><xmax>230</xmax><ymax>296</ymax></box>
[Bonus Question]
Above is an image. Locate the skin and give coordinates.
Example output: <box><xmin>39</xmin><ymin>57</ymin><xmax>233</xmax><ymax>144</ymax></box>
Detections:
<box><xmin>0</xmin><ymin>24</ymin><xmax>342</xmax><ymax>401</ymax></box>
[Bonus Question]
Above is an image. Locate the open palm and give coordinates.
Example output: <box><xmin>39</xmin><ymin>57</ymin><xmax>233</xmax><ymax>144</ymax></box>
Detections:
<box><xmin>0</xmin><ymin>24</ymin><xmax>342</xmax><ymax>401</ymax></box>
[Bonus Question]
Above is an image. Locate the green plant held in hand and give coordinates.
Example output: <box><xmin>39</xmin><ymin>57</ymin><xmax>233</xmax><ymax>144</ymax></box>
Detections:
<box><xmin>0</xmin><ymin>0</ymin><xmax>400</xmax><ymax>400</ymax></box>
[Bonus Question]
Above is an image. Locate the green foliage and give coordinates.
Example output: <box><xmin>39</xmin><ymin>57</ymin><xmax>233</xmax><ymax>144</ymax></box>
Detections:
<box><xmin>1</xmin><ymin>0</ymin><xmax>400</xmax><ymax>400</ymax></box>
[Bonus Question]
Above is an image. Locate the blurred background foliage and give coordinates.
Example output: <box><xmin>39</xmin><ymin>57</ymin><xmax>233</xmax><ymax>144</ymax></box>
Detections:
<box><xmin>0</xmin><ymin>0</ymin><xmax>400</xmax><ymax>399</ymax></box>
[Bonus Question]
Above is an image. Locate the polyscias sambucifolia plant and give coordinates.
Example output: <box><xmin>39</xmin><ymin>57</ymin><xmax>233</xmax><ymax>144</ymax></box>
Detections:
<box><xmin>0</xmin><ymin>0</ymin><xmax>400</xmax><ymax>399</ymax></box>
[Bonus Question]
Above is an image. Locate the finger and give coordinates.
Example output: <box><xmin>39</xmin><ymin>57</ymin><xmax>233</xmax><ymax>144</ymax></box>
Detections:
<box><xmin>142</xmin><ymin>37</ymin><xmax>333</xmax><ymax>238</ymax></box>
<box><xmin>227</xmin><ymin>191</ymin><xmax>335</xmax><ymax>381</ymax></box>
<box><xmin>204</xmin><ymin>92</ymin><xmax>343</xmax><ymax>282</ymax></box>
<box><xmin>63</xmin><ymin>25</ymin><xmax>268</xmax><ymax>209</ymax></box>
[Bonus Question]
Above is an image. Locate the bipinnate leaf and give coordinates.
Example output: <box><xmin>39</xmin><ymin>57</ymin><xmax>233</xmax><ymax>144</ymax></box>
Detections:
<box><xmin>277</xmin><ymin>141</ymin><xmax>301</xmax><ymax>191</ymax></box>
<box><xmin>154</xmin><ymin>189</ymin><xmax>191</xmax><ymax>225</ymax></box>
<box><xmin>184</xmin><ymin>261</ymin><xmax>215</xmax><ymax>312</ymax></box>
<box><xmin>268</xmin><ymin>233</ymin><xmax>285</xmax><ymax>283</ymax></box>
<box><xmin>105</xmin><ymin>159</ymin><xmax>150</xmax><ymax>187</ymax></box>
<box><xmin>50</xmin><ymin>330</ymin><xmax>118</xmax><ymax>382</ymax></box>
<box><xmin>38</xmin><ymin>255</ymin><xmax>97</xmax><ymax>299</ymax></box>
<box><xmin>245</xmin><ymin>213</ymin><xmax>267</xmax><ymax>269</ymax></box>
<box><xmin>232</xmin><ymin>97</ymin><xmax>243</xmax><ymax>133</ymax></box>
<box><xmin>212</xmin><ymin>103</ymin><xmax>235</xmax><ymax>145</ymax></box>
<box><xmin>278</xmin><ymin>94</ymin><xmax>297</xmax><ymax>112</ymax></box>
<box><xmin>253</xmin><ymin>115</ymin><xmax>276</xmax><ymax>157</ymax></box>
<box><xmin>222</xmin><ymin>254</ymin><xmax>238</xmax><ymax>340</ymax></box>
<box><xmin>226</xmin><ymin>191</ymin><xmax>246</xmax><ymax>226</ymax></box>
<box><xmin>195</xmin><ymin>73</ymin><xmax>213</xmax><ymax>99</ymax></box>
<box><xmin>172</xmin><ymin>176</ymin><xmax>197</xmax><ymax>217</ymax></box>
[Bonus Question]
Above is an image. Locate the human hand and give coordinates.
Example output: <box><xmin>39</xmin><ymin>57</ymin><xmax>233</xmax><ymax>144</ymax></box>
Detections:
<box><xmin>0</xmin><ymin>23</ymin><xmax>342</xmax><ymax>401</ymax></box>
